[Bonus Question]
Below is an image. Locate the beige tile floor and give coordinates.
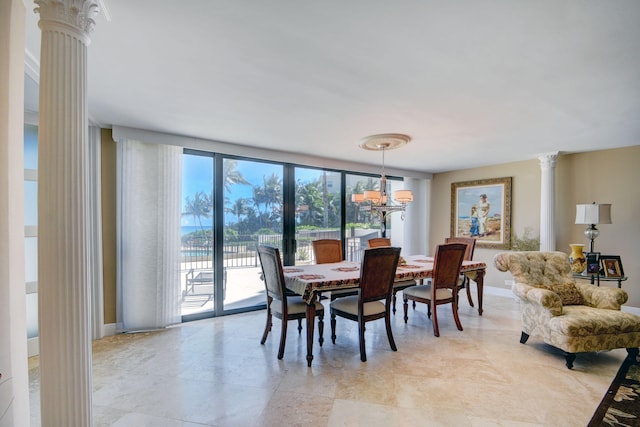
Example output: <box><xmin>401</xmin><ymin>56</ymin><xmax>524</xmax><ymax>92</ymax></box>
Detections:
<box><xmin>29</xmin><ymin>288</ymin><xmax>627</xmax><ymax>426</ymax></box>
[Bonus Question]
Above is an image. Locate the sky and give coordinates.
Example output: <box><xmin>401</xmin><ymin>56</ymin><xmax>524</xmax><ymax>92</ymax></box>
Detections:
<box><xmin>181</xmin><ymin>154</ymin><xmax>323</xmax><ymax>227</ymax></box>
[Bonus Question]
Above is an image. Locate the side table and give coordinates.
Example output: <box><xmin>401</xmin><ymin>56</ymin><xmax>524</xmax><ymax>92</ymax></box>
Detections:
<box><xmin>573</xmin><ymin>273</ymin><xmax>628</xmax><ymax>288</ymax></box>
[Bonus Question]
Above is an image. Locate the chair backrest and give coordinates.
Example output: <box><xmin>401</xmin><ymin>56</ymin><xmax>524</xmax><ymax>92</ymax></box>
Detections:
<box><xmin>445</xmin><ymin>237</ymin><xmax>476</xmax><ymax>261</ymax></box>
<box><xmin>431</xmin><ymin>243</ymin><xmax>467</xmax><ymax>291</ymax></box>
<box><xmin>494</xmin><ymin>251</ymin><xmax>575</xmax><ymax>287</ymax></box>
<box><xmin>359</xmin><ymin>246</ymin><xmax>401</xmax><ymax>303</ymax></box>
<box><xmin>312</xmin><ymin>239</ymin><xmax>343</xmax><ymax>264</ymax></box>
<box><xmin>367</xmin><ymin>237</ymin><xmax>391</xmax><ymax>248</ymax></box>
<box><xmin>257</xmin><ymin>245</ymin><xmax>286</xmax><ymax>302</ymax></box>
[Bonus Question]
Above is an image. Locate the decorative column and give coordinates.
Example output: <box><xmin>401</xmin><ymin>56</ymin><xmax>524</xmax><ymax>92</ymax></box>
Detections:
<box><xmin>538</xmin><ymin>152</ymin><xmax>559</xmax><ymax>252</ymax></box>
<box><xmin>35</xmin><ymin>1</ymin><xmax>99</xmax><ymax>425</ymax></box>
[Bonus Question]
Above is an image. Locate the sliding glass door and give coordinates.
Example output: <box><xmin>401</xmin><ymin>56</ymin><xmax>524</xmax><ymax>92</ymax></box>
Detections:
<box><xmin>181</xmin><ymin>152</ymin><xmax>216</xmax><ymax>317</ymax></box>
<box><xmin>294</xmin><ymin>167</ymin><xmax>342</xmax><ymax>264</ymax></box>
<box><xmin>222</xmin><ymin>158</ymin><xmax>283</xmax><ymax>312</ymax></box>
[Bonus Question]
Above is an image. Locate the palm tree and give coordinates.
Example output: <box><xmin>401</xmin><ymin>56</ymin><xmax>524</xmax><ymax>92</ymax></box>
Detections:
<box><xmin>182</xmin><ymin>191</ymin><xmax>211</xmax><ymax>232</ymax></box>
<box><xmin>223</xmin><ymin>159</ymin><xmax>250</xmax><ymax>192</ymax></box>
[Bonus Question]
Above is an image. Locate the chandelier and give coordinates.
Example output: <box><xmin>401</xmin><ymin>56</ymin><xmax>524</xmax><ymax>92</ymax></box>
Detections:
<box><xmin>351</xmin><ymin>134</ymin><xmax>413</xmax><ymax>235</ymax></box>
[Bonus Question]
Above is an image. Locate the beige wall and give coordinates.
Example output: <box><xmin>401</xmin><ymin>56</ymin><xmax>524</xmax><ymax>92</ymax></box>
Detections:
<box><xmin>429</xmin><ymin>145</ymin><xmax>640</xmax><ymax>308</ymax></box>
<box><xmin>101</xmin><ymin>129</ymin><xmax>117</xmax><ymax>325</ymax></box>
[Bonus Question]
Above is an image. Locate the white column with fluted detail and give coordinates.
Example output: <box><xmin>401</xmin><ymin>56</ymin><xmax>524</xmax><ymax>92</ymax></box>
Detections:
<box><xmin>35</xmin><ymin>1</ymin><xmax>99</xmax><ymax>425</ymax></box>
<box><xmin>539</xmin><ymin>152</ymin><xmax>559</xmax><ymax>252</ymax></box>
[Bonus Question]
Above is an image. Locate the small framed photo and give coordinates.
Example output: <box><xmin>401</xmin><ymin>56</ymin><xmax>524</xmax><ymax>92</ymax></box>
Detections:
<box><xmin>585</xmin><ymin>252</ymin><xmax>600</xmax><ymax>274</ymax></box>
<box><xmin>600</xmin><ymin>255</ymin><xmax>624</xmax><ymax>278</ymax></box>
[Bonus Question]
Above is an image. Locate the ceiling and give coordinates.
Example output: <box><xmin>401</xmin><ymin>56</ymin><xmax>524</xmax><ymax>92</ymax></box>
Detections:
<box><xmin>23</xmin><ymin>0</ymin><xmax>640</xmax><ymax>174</ymax></box>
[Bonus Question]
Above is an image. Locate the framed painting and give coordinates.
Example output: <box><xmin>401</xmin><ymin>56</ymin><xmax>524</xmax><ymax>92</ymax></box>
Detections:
<box><xmin>450</xmin><ymin>177</ymin><xmax>512</xmax><ymax>249</ymax></box>
<box><xmin>600</xmin><ymin>255</ymin><xmax>624</xmax><ymax>278</ymax></box>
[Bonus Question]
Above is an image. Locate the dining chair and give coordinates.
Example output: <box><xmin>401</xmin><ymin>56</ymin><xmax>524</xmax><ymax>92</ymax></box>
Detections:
<box><xmin>445</xmin><ymin>237</ymin><xmax>477</xmax><ymax>307</ymax></box>
<box><xmin>367</xmin><ymin>237</ymin><xmax>391</xmax><ymax>248</ymax></box>
<box><xmin>257</xmin><ymin>245</ymin><xmax>325</xmax><ymax>359</ymax></box>
<box><xmin>330</xmin><ymin>246</ymin><xmax>401</xmax><ymax>362</ymax></box>
<box><xmin>402</xmin><ymin>243</ymin><xmax>466</xmax><ymax>337</ymax></box>
<box><xmin>367</xmin><ymin>237</ymin><xmax>416</xmax><ymax>314</ymax></box>
<box><xmin>312</xmin><ymin>239</ymin><xmax>358</xmax><ymax>301</ymax></box>
<box><xmin>312</xmin><ymin>239</ymin><xmax>343</xmax><ymax>264</ymax></box>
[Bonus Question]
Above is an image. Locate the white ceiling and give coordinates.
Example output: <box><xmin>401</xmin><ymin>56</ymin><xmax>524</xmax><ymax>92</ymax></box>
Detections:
<box><xmin>23</xmin><ymin>0</ymin><xmax>640</xmax><ymax>173</ymax></box>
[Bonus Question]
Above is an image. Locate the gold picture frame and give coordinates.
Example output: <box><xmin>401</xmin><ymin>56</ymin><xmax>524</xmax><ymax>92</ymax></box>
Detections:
<box><xmin>451</xmin><ymin>177</ymin><xmax>512</xmax><ymax>249</ymax></box>
<box><xmin>600</xmin><ymin>255</ymin><xmax>624</xmax><ymax>278</ymax></box>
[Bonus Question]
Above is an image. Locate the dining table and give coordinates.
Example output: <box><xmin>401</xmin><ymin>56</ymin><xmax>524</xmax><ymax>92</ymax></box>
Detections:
<box><xmin>283</xmin><ymin>254</ymin><xmax>487</xmax><ymax>366</ymax></box>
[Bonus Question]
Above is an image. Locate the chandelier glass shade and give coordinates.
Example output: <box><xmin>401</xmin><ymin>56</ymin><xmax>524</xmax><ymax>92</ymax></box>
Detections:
<box><xmin>351</xmin><ymin>134</ymin><xmax>413</xmax><ymax>233</ymax></box>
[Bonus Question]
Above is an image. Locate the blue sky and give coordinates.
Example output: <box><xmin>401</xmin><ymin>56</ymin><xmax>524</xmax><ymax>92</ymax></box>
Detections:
<box><xmin>181</xmin><ymin>155</ymin><xmax>322</xmax><ymax>226</ymax></box>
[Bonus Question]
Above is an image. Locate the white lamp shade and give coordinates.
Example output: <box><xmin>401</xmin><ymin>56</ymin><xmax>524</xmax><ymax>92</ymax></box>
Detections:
<box><xmin>364</xmin><ymin>190</ymin><xmax>381</xmax><ymax>203</ymax></box>
<box><xmin>575</xmin><ymin>204</ymin><xmax>612</xmax><ymax>225</ymax></box>
<box><xmin>394</xmin><ymin>190</ymin><xmax>414</xmax><ymax>203</ymax></box>
<box><xmin>351</xmin><ymin>193</ymin><xmax>364</xmax><ymax>203</ymax></box>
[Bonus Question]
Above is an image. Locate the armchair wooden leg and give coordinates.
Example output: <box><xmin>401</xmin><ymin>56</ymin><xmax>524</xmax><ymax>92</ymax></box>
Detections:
<box><xmin>519</xmin><ymin>331</ymin><xmax>529</xmax><ymax>344</ymax></box>
<box><xmin>565</xmin><ymin>353</ymin><xmax>576</xmax><ymax>369</ymax></box>
<box><xmin>627</xmin><ymin>348</ymin><xmax>639</xmax><ymax>361</ymax></box>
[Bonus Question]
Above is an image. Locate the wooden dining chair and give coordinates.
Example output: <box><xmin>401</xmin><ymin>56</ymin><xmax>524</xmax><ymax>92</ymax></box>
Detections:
<box><xmin>367</xmin><ymin>237</ymin><xmax>416</xmax><ymax>314</ymax></box>
<box><xmin>312</xmin><ymin>239</ymin><xmax>343</xmax><ymax>264</ymax></box>
<box><xmin>445</xmin><ymin>237</ymin><xmax>477</xmax><ymax>307</ymax></box>
<box><xmin>367</xmin><ymin>237</ymin><xmax>391</xmax><ymax>248</ymax></box>
<box><xmin>330</xmin><ymin>246</ymin><xmax>401</xmax><ymax>362</ymax></box>
<box><xmin>257</xmin><ymin>245</ymin><xmax>325</xmax><ymax>359</ymax></box>
<box><xmin>402</xmin><ymin>243</ymin><xmax>466</xmax><ymax>337</ymax></box>
<box><xmin>312</xmin><ymin>239</ymin><xmax>357</xmax><ymax>301</ymax></box>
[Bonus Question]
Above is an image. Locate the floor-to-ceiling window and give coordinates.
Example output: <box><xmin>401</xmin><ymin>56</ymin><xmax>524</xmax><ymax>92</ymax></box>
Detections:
<box><xmin>294</xmin><ymin>167</ymin><xmax>342</xmax><ymax>264</ymax></box>
<box><xmin>180</xmin><ymin>149</ymin><xmax>405</xmax><ymax>320</ymax></box>
<box><xmin>222</xmin><ymin>157</ymin><xmax>283</xmax><ymax>313</ymax></box>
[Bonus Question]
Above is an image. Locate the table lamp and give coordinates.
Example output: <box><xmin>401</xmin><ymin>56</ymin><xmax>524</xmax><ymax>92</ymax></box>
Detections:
<box><xmin>575</xmin><ymin>202</ymin><xmax>612</xmax><ymax>253</ymax></box>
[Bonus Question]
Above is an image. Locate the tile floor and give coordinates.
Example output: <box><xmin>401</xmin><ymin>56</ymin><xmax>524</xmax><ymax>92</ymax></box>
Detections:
<box><xmin>29</xmin><ymin>288</ymin><xmax>626</xmax><ymax>426</ymax></box>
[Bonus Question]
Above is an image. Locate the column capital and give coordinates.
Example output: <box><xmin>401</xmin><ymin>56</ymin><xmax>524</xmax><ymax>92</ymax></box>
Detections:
<box><xmin>538</xmin><ymin>152</ymin><xmax>559</xmax><ymax>170</ymax></box>
<box><xmin>35</xmin><ymin>0</ymin><xmax>99</xmax><ymax>43</ymax></box>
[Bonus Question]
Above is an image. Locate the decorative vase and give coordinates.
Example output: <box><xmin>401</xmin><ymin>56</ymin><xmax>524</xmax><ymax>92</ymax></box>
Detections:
<box><xmin>569</xmin><ymin>244</ymin><xmax>586</xmax><ymax>274</ymax></box>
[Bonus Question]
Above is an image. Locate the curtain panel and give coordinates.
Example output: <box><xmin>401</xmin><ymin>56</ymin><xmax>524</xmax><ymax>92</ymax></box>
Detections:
<box><xmin>116</xmin><ymin>139</ymin><xmax>182</xmax><ymax>330</ymax></box>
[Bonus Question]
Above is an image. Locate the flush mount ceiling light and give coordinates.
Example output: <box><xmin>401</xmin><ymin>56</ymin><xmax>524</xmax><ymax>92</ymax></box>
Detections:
<box><xmin>352</xmin><ymin>134</ymin><xmax>413</xmax><ymax>236</ymax></box>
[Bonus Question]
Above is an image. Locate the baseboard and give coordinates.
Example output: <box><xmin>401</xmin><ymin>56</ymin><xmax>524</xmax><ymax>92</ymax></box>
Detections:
<box><xmin>104</xmin><ymin>323</ymin><xmax>117</xmax><ymax>336</ymax></box>
<box><xmin>27</xmin><ymin>337</ymin><xmax>39</xmax><ymax>357</ymax></box>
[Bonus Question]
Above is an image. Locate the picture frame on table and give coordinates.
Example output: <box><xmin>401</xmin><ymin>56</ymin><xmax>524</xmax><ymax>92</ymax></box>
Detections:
<box><xmin>585</xmin><ymin>252</ymin><xmax>600</xmax><ymax>275</ymax></box>
<box><xmin>450</xmin><ymin>177</ymin><xmax>512</xmax><ymax>249</ymax></box>
<box><xmin>600</xmin><ymin>255</ymin><xmax>624</xmax><ymax>278</ymax></box>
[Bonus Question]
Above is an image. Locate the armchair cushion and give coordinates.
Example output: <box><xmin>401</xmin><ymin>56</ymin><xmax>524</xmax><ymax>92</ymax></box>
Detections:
<box><xmin>535</xmin><ymin>282</ymin><xmax>584</xmax><ymax>306</ymax></box>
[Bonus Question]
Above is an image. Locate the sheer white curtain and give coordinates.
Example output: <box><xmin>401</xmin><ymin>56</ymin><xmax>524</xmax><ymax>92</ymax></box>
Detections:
<box><xmin>116</xmin><ymin>138</ymin><xmax>182</xmax><ymax>331</ymax></box>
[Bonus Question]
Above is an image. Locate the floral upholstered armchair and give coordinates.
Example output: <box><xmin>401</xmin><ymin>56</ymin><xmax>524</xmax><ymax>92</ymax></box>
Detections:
<box><xmin>494</xmin><ymin>251</ymin><xmax>640</xmax><ymax>369</ymax></box>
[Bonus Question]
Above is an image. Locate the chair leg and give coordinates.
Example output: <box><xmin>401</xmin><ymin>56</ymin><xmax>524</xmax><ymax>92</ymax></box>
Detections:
<box><xmin>330</xmin><ymin>312</ymin><xmax>337</xmax><ymax>344</ymax></box>
<box><xmin>260</xmin><ymin>306</ymin><xmax>272</xmax><ymax>345</ymax></box>
<box><xmin>403</xmin><ymin>295</ymin><xmax>409</xmax><ymax>323</ymax></box>
<box><xmin>318</xmin><ymin>313</ymin><xmax>324</xmax><ymax>347</ymax></box>
<box><xmin>297</xmin><ymin>318</ymin><xmax>302</xmax><ymax>334</ymax></box>
<box><xmin>520</xmin><ymin>332</ymin><xmax>529</xmax><ymax>344</ymax></box>
<box><xmin>465</xmin><ymin>277</ymin><xmax>475</xmax><ymax>307</ymax></box>
<box><xmin>385</xmin><ymin>310</ymin><xmax>397</xmax><ymax>352</ymax></box>
<box><xmin>627</xmin><ymin>348</ymin><xmax>639</xmax><ymax>361</ymax></box>
<box><xmin>431</xmin><ymin>301</ymin><xmax>440</xmax><ymax>337</ymax></box>
<box><xmin>392</xmin><ymin>289</ymin><xmax>398</xmax><ymax>314</ymax></box>
<box><xmin>277</xmin><ymin>319</ymin><xmax>287</xmax><ymax>359</ymax></box>
<box><xmin>565</xmin><ymin>353</ymin><xmax>576</xmax><ymax>369</ymax></box>
<box><xmin>452</xmin><ymin>299</ymin><xmax>463</xmax><ymax>332</ymax></box>
<box><xmin>359</xmin><ymin>318</ymin><xmax>367</xmax><ymax>362</ymax></box>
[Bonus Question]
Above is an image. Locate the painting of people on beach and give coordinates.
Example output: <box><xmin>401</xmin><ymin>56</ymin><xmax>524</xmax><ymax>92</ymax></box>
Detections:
<box><xmin>450</xmin><ymin>177</ymin><xmax>512</xmax><ymax>249</ymax></box>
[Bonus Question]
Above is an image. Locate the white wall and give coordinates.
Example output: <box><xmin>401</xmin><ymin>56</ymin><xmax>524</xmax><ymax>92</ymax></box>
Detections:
<box><xmin>0</xmin><ymin>1</ymin><xmax>30</xmax><ymax>425</ymax></box>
